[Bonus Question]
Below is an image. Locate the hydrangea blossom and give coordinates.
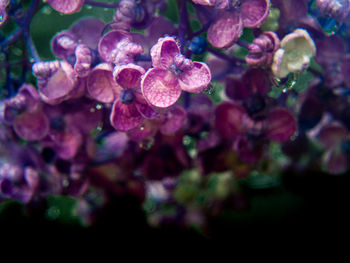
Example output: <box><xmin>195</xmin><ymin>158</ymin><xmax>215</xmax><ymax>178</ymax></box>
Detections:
<box><xmin>272</xmin><ymin>29</ymin><xmax>316</xmax><ymax>79</ymax></box>
<box><xmin>141</xmin><ymin>37</ymin><xmax>211</xmax><ymax>108</ymax></box>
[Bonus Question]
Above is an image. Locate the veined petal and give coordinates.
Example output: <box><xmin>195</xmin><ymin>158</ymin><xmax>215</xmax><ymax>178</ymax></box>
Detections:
<box><xmin>110</xmin><ymin>100</ymin><xmax>142</xmax><ymax>131</ymax></box>
<box><xmin>240</xmin><ymin>0</ymin><xmax>270</xmax><ymax>28</ymax></box>
<box><xmin>13</xmin><ymin>111</ymin><xmax>49</xmax><ymax>141</ymax></box>
<box><xmin>178</xmin><ymin>62</ymin><xmax>211</xmax><ymax>93</ymax></box>
<box><xmin>207</xmin><ymin>10</ymin><xmax>243</xmax><ymax>48</ymax></box>
<box><xmin>87</xmin><ymin>63</ymin><xmax>121</xmax><ymax>103</ymax></box>
<box><xmin>141</xmin><ymin>68</ymin><xmax>182</xmax><ymax>108</ymax></box>
<box><xmin>50</xmin><ymin>129</ymin><xmax>83</xmax><ymax>159</ymax></box>
<box><xmin>113</xmin><ymin>63</ymin><xmax>145</xmax><ymax>89</ymax></box>
<box><xmin>47</xmin><ymin>0</ymin><xmax>84</xmax><ymax>14</ymax></box>
<box><xmin>74</xmin><ymin>44</ymin><xmax>92</xmax><ymax>78</ymax></box>
<box><xmin>150</xmin><ymin>37</ymin><xmax>180</xmax><ymax>69</ymax></box>
<box><xmin>135</xmin><ymin>92</ymin><xmax>158</xmax><ymax>119</ymax></box>
<box><xmin>98</xmin><ymin>30</ymin><xmax>132</xmax><ymax>63</ymax></box>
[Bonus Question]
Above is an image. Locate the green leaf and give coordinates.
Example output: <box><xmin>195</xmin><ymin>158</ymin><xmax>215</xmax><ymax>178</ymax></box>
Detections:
<box><xmin>46</xmin><ymin>195</ymin><xmax>80</xmax><ymax>225</ymax></box>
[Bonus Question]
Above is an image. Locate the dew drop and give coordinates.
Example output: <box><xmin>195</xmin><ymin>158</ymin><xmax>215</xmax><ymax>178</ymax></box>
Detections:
<box><xmin>90</xmin><ymin>107</ymin><xmax>96</xmax><ymax>113</ymax></box>
<box><xmin>140</xmin><ymin>125</ymin><xmax>145</xmax><ymax>131</ymax></box>
<box><xmin>85</xmin><ymin>5</ymin><xmax>93</xmax><ymax>10</ymax></box>
<box><xmin>183</xmin><ymin>135</ymin><xmax>191</xmax><ymax>146</ymax></box>
<box><xmin>62</xmin><ymin>178</ymin><xmax>69</xmax><ymax>187</ymax></box>
<box><xmin>139</xmin><ymin>138</ymin><xmax>154</xmax><ymax>150</ymax></box>
<box><xmin>95</xmin><ymin>104</ymin><xmax>103</xmax><ymax>110</ymax></box>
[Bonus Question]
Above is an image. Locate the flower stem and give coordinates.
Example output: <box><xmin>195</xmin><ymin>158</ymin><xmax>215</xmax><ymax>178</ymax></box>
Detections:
<box><xmin>178</xmin><ymin>0</ymin><xmax>189</xmax><ymax>53</ymax></box>
<box><xmin>237</xmin><ymin>39</ymin><xmax>250</xmax><ymax>49</ymax></box>
<box><xmin>207</xmin><ymin>46</ymin><xmax>245</xmax><ymax>65</ymax></box>
<box><xmin>84</xmin><ymin>0</ymin><xmax>118</xmax><ymax>9</ymax></box>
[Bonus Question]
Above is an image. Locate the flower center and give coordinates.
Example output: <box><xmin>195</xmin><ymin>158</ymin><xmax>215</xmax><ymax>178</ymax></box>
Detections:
<box><xmin>50</xmin><ymin>117</ymin><xmax>66</xmax><ymax>131</ymax></box>
<box><xmin>169</xmin><ymin>64</ymin><xmax>183</xmax><ymax>76</ymax></box>
<box><xmin>120</xmin><ymin>89</ymin><xmax>135</xmax><ymax>105</ymax></box>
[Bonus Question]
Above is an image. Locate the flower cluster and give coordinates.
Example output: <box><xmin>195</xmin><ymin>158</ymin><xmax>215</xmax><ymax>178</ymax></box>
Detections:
<box><xmin>0</xmin><ymin>0</ymin><xmax>350</xmax><ymax>234</ymax></box>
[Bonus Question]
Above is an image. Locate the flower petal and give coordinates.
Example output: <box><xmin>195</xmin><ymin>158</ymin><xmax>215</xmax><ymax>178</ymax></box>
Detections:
<box><xmin>317</xmin><ymin>123</ymin><xmax>348</xmax><ymax>149</ymax></box>
<box><xmin>178</xmin><ymin>62</ymin><xmax>211</xmax><ymax>93</ymax></box>
<box><xmin>159</xmin><ymin>106</ymin><xmax>186</xmax><ymax>135</ymax></box>
<box><xmin>74</xmin><ymin>44</ymin><xmax>91</xmax><ymax>78</ymax></box>
<box><xmin>98</xmin><ymin>30</ymin><xmax>132</xmax><ymax>63</ymax></box>
<box><xmin>33</xmin><ymin>61</ymin><xmax>77</xmax><ymax>105</ymax></box>
<box><xmin>110</xmin><ymin>100</ymin><xmax>142</xmax><ymax>131</ymax></box>
<box><xmin>135</xmin><ymin>93</ymin><xmax>158</xmax><ymax>119</ymax></box>
<box><xmin>51</xmin><ymin>31</ymin><xmax>77</xmax><ymax>59</ymax></box>
<box><xmin>240</xmin><ymin>0</ymin><xmax>270</xmax><ymax>28</ymax></box>
<box><xmin>50</xmin><ymin>129</ymin><xmax>83</xmax><ymax>159</ymax></box>
<box><xmin>113</xmin><ymin>63</ymin><xmax>145</xmax><ymax>89</ymax></box>
<box><xmin>70</xmin><ymin>17</ymin><xmax>105</xmax><ymax>50</ymax></box>
<box><xmin>215</xmin><ymin>102</ymin><xmax>245</xmax><ymax>139</ymax></box>
<box><xmin>207</xmin><ymin>10</ymin><xmax>243</xmax><ymax>49</ymax></box>
<box><xmin>87</xmin><ymin>63</ymin><xmax>121</xmax><ymax>103</ymax></box>
<box><xmin>141</xmin><ymin>68</ymin><xmax>182</xmax><ymax>108</ymax></box>
<box><xmin>150</xmin><ymin>37</ymin><xmax>180</xmax><ymax>69</ymax></box>
<box><xmin>13</xmin><ymin>111</ymin><xmax>49</xmax><ymax>141</ymax></box>
<box><xmin>266</xmin><ymin>108</ymin><xmax>297</xmax><ymax>142</ymax></box>
<box><xmin>47</xmin><ymin>0</ymin><xmax>84</xmax><ymax>14</ymax></box>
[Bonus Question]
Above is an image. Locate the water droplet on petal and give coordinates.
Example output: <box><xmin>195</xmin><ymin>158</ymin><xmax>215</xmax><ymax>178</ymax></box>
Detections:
<box><xmin>140</xmin><ymin>125</ymin><xmax>145</xmax><ymax>131</ymax></box>
<box><xmin>96</xmin><ymin>104</ymin><xmax>103</xmax><ymax>110</ymax></box>
<box><xmin>90</xmin><ymin>107</ymin><xmax>96</xmax><ymax>113</ymax></box>
<box><xmin>86</xmin><ymin>5</ymin><xmax>93</xmax><ymax>10</ymax></box>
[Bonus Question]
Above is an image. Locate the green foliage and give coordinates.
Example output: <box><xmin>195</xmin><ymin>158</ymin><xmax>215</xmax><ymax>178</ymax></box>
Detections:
<box><xmin>46</xmin><ymin>195</ymin><xmax>80</xmax><ymax>225</ymax></box>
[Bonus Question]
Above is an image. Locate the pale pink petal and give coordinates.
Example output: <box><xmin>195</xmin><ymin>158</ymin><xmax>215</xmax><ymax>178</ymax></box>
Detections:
<box><xmin>240</xmin><ymin>0</ymin><xmax>270</xmax><ymax>28</ymax></box>
<box><xmin>141</xmin><ymin>68</ymin><xmax>182</xmax><ymax>108</ymax></box>
<box><xmin>207</xmin><ymin>10</ymin><xmax>243</xmax><ymax>49</ymax></box>
<box><xmin>87</xmin><ymin>63</ymin><xmax>121</xmax><ymax>103</ymax></box>
<box><xmin>150</xmin><ymin>37</ymin><xmax>180</xmax><ymax>69</ymax></box>
<box><xmin>13</xmin><ymin>111</ymin><xmax>49</xmax><ymax>141</ymax></box>
<box><xmin>47</xmin><ymin>0</ymin><xmax>84</xmax><ymax>14</ymax></box>
<box><xmin>110</xmin><ymin>100</ymin><xmax>142</xmax><ymax>131</ymax></box>
<box><xmin>178</xmin><ymin>62</ymin><xmax>211</xmax><ymax>93</ymax></box>
<box><xmin>113</xmin><ymin>63</ymin><xmax>145</xmax><ymax>89</ymax></box>
<box><xmin>266</xmin><ymin>108</ymin><xmax>297</xmax><ymax>142</ymax></box>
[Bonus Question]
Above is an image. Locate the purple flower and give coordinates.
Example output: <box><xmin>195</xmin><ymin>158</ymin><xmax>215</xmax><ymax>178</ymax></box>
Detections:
<box><xmin>246</xmin><ymin>31</ymin><xmax>280</xmax><ymax>67</ymax></box>
<box><xmin>202</xmin><ymin>0</ymin><xmax>270</xmax><ymax>48</ymax></box>
<box><xmin>98</xmin><ymin>30</ymin><xmax>143</xmax><ymax>65</ymax></box>
<box><xmin>32</xmin><ymin>60</ymin><xmax>79</xmax><ymax>105</ymax></box>
<box><xmin>316</xmin><ymin>122</ymin><xmax>350</xmax><ymax>174</ymax></box>
<box><xmin>1</xmin><ymin>84</ymin><xmax>49</xmax><ymax>141</ymax></box>
<box><xmin>42</xmin><ymin>98</ymin><xmax>103</xmax><ymax>159</ymax></box>
<box><xmin>110</xmin><ymin>63</ymin><xmax>157</xmax><ymax>131</ymax></box>
<box><xmin>141</xmin><ymin>37</ymin><xmax>211</xmax><ymax>108</ymax></box>
<box><xmin>47</xmin><ymin>0</ymin><xmax>84</xmax><ymax>14</ymax></box>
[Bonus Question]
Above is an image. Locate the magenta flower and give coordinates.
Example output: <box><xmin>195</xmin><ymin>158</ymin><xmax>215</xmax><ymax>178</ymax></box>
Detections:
<box><xmin>47</xmin><ymin>0</ymin><xmax>84</xmax><ymax>14</ymax></box>
<box><xmin>202</xmin><ymin>0</ymin><xmax>270</xmax><ymax>48</ymax></box>
<box><xmin>141</xmin><ymin>37</ymin><xmax>211</xmax><ymax>108</ymax></box>
<box><xmin>110</xmin><ymin>63</ymin><xmax>157</xmax><ymax>131</ymax></box>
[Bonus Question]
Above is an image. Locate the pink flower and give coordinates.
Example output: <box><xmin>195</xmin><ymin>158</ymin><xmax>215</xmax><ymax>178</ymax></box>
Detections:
<box><xmin>202</xmin><ymin>0</ymin><xmax>270</xmax><ymax>48</ymax></box>
<box><xmin>47</xmin><ymin>0</ymin><xmax>84</xmax><ymax>14</ymax></box>
<box><xmin>141</xmin><ymin>37</ymin><xmax>211</xmax><ymax>108</ymax></box>
<box><xmin>110</xmin><ymin>64</ymin><xmax>157</xmax><ymax>131</ymax></box>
